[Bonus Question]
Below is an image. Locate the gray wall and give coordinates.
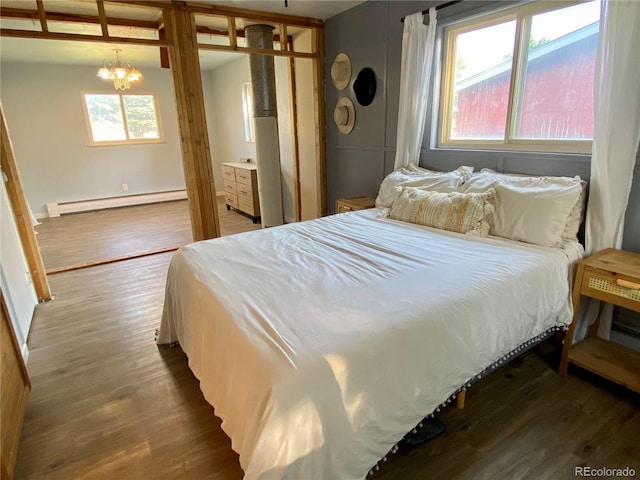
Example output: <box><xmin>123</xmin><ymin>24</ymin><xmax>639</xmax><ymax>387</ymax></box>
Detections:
<box><xmin>324</xmin><ymin>0</ymin><xmax>640</xmax><ymax>253</ymax></box>
<box><xmin>0</xmin><ymin>63</ymin><xmax>186</xmax><ymax>216</ymax></box>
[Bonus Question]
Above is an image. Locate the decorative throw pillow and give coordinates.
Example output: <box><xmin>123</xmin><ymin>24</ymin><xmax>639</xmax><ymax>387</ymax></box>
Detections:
<box><xmin>388</xmin><ymin>186</ymin><xmax>495</xmax><ymax>237</ymax></box>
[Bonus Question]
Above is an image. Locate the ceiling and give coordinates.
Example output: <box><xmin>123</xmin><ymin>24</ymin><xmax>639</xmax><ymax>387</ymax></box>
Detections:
<box><xmin>0</xmin><ymin>1</ymin><xmax>365</xmax><ymax>71</ymax></box>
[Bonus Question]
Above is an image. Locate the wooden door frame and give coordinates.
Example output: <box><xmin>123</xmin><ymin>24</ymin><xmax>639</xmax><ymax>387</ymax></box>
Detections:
<box><xmin>0</xmin><ymin>0</ymin><xmax>327</xmax><ymax>249</ymax></box>
<box><xmin>0</xmin><ymin>106</ymin><xmax>51</xmax><ymax>301</ymax></box>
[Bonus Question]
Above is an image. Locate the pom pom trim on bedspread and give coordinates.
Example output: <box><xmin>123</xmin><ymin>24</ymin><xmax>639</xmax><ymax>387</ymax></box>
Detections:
<box><xmin>366</xmin><ymin>324</ymin><xmax>567</xmax><ymax>478</ymax></box>
<box><xmin>155</xmin><ymin>325</ymin><xmax>567</xmax><ymax>478</ymax></box>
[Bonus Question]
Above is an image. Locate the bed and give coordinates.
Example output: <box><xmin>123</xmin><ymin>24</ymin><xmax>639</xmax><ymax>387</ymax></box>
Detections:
<box><xmin>157</xmin><ymin>166</ymin><xmax>585</xmax><ymax>480</ymax></box>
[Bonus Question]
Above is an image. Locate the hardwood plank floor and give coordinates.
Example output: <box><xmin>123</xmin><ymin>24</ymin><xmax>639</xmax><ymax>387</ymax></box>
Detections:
<box><xmin>15</xmin><ymin>253</ymin><xmax>244</xmax><ymax>480</ymax></box>
<box><xmin>35</xmin><ymin>199</ymin><xmax>261</xmax><ymax>273</ymax></box>
<box><xmin>15</xmin><ymin>255</ymin><xmax>640</xmax><ymax>479</ymax></box>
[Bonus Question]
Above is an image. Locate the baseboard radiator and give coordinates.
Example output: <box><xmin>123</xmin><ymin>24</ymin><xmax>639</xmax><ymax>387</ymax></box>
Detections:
<box><xmin>46</xmin><ymin>190</ymin><xmax>187</xmax><ymax>218</ymax></box>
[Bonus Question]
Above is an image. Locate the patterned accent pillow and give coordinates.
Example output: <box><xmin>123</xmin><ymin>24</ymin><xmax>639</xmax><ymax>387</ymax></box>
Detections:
<box><xmin>388</xmin><ymin>187</ymin><xmax>495</xmax><ymax>236</ymax></box>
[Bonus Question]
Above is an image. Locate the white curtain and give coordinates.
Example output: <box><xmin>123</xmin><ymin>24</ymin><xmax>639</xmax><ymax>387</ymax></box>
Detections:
<box><xmin>394</xmin><ymin>8</ymin><xmax>437</xmax><ymax>171</ymax></box>
<box><xmin>581</xmin><ymin>0</ymin><xmax>640</xmax><ymax>340</ymax></box>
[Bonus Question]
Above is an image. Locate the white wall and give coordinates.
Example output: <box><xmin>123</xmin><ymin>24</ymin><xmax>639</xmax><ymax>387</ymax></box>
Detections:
<box><xmin>294</xmin><ymin>31</ymin><xmax>321</xmax><ymax>220</ymax></box>
<box><xmin>203</xmin><ymin>57</ymin><xmax>256</xmax><ymax>192</ymax></box>
<box><xmin>0</xmin><ymin>63</ymin><xmax>186</xmax><ymax>216</ymax></box>
<box><xmin>275</xmin><ymin>56</ymin><xmax>295</xmax><ymax>222</ymax></box>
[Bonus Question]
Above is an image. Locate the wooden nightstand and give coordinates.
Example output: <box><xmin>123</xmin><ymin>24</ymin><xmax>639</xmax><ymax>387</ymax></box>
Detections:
<box><xmin>559</xmin><ymin>248</ymin><xmax>640</xmax><ymax>393</ymax></box>
<box><xmin>335</xmin><ymin>196</ymin><xmax>376</xmax><ymax>214</ymax></box>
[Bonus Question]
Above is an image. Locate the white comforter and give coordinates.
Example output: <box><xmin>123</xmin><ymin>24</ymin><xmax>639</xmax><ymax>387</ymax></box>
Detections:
<box><xmin>158</xmin><ymin>209</ymin><xmax>576</xmax><ymax>480</ymax></box>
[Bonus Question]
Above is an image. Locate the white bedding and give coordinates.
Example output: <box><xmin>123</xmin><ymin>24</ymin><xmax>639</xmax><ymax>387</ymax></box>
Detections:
<box><xmin>157</xmin><ymin>208</ymin><xmax>577</xmax><ymax>480</ymax></box>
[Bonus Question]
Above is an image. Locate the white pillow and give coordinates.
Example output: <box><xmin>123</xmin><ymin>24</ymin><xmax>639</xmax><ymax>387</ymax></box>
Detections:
<box><xmin>458</xmin><ymin>171</ymin><xmax>499</xmax><ymax>193</ymax></box>
<box><xmin>460</xmin><ymin>169</ymin><xmax>587</xmax><ymax>244</ymax></box>
<box><xmin>405</xmin><ymin>162</ymin><xmax>474</xmax><ymax>181</ymax></box>
<box><xmin>491</xmin><ymin>182</ymin><xmax>583</xmax><ymax>247</ymax></box>
<box><xmin>376</xmin><ymin>170</ymin><xmax>462</xmax><ymax>209</ymax></box>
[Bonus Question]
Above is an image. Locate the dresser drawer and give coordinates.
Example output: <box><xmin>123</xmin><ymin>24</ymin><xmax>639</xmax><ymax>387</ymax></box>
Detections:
<box><xmin>235</xmin><ymin>168</ymin><xmax>253</xmax><ymax>186</ymax></box>
<box><xmin>223</xmin><ymin>178</ymin><xmax>237</xmax><ymax>195</ymax></box>
<box><xmin>582</xmin><ymin>269</ymin><xmax>640</xmax><ymax>311</ymax></box>
<box><xmin>239</xmin><ymin>199</ymin><xmax>259</xmax><ymax>217</ymax></box>
<box><xmin>221</xmin><ymin>165</ymin><xmax>236</xmax><ymax>180</ymax></box>
<box><xmin>236</xmin><ymin>183</ymin><xmax>255</xmax><ymax>201</ymax></box>
<box><xmin>224</xmin><ymin>192</ymin><xmax>238</xmax><ymax>209</ymax></box>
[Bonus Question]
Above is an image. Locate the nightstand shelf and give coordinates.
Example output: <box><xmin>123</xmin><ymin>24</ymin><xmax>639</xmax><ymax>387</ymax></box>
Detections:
<box><xmin>559</xmin><ymin>248</ymin><xmax>640</xmax><ymax>393</ymax></box>
<box><xmin>335</xmin><ymin>196</ymin><xmax>376</xmax><ymax>214</ymax></box>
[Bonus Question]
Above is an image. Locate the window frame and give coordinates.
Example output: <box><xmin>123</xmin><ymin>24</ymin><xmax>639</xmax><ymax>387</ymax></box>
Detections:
<box><xmin>82</xmin><ymin>91</ymin><xmax>164</xmax><ymax>146</ymax></box>
<box><xmin>437</xmin><ymin>0</ymin><xmax>598</xmax><ymax>155</ymax></box>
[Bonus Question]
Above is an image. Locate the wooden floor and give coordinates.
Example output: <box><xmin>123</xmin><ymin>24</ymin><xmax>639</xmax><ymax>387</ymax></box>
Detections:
<box><xmin>16</xmin><ymin>245</ymin><xmax>640</xmax><ymax>478</ymax></box>
<box><xmin>35</xmin><ymin>199</ymin><xmax>261</xmax><ymax>273</ymax></box>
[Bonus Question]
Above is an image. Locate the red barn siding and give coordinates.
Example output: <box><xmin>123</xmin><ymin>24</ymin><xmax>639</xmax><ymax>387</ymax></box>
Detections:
<box><xmin>454</xmin><ymin>32</ymin><xmax>597</xmax><ymax>140</ymax></box>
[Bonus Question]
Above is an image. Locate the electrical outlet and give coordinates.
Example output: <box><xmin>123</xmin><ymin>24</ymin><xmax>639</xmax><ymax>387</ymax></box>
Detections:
<box><xmin>122</xmin><ymin>183</ymin><xmax>129</xmax><ymax>192</ymax></box>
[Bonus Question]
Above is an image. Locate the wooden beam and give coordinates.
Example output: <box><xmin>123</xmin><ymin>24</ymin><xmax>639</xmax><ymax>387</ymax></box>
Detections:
<box><xmin>164</xmin><ymin>6</ymin><xmax>220</xmax><ymax>241</ymax></box>
<box><xmin>196</xmin><ymin>42</ymin><xmax>317</xmax><ymax>59</ymax></box>
<box><xmin>96</xmin><ymin>0</ymin><xmax>110</xmax><ymax>38</ymax></box>
<box><xmin>0</xmin><ymin>106</ymin><xmax>51</xmax><ymax>302</ymax></box>
<box><xmin>0</xmin><ymin>7</ymin><xmax>159</xmax><ymax>30</ymax></box>
<box><xmin>312</xmin><ymin>26</ymin><xmax>327</xmax><ymax>217</ymax></box>
<box><xmin>104</xmin><ymin>0</ymin><xmax>172</xmax><ymax>10</ymax></box>
<box><xmin>197</xmin><ymin>24</ymin><xmax>286</xmax><ymax>44</ymax></box>
<box><xmin>35</xmin><ymin>0</ymin><xmax>47</xmax><ymax>32</ymax></box>
<box><xmin>183</xmin><ymin>1</ymin><xmax>323</xmax><ymax>28</ymax></box>
<box><xmin>227</xmin><ymin>15</ymin><xmax>237</xmax><ymax>48</ymax></box>
<box><xmin>0</xmin><ymin>28</ymin><xmax>170</xmax><ymax>46</ymax></box>
<box><xmin>279</xmin><ymin>24</ymin><xmax>287</xmax><ymax>51</ymax></box>
<box><xmin>287</xmin><ymin>44</ymin><xmax>301</xmax><ymax>222</ymax></box>
<box><xmin>158</xmin><ymin>27</ymin><xmax>170</xmax><ymax>68</ymax></box>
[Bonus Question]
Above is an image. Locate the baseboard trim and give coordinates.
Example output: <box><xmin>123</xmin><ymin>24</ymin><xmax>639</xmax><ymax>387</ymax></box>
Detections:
<box><xmin>46</xmin><ymin>190</ymin><xmax>187</xmax><ymax>218</ymax></box>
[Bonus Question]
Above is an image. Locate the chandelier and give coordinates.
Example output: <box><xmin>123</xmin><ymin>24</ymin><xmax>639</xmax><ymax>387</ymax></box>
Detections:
<box><xmin>96</xmin><ymin>49</ymin><xmax>143</xmax><ymax>91</ymax></box>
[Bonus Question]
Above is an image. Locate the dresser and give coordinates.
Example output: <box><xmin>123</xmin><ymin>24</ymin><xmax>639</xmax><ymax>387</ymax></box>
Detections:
<box><xmin>221</xmin><ymin>162</ymin><xmax>260</xmax><ymax>223</ymax></box>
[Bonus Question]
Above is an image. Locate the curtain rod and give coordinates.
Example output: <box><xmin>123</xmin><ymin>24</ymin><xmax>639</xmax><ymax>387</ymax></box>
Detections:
<box><xmin>400</xmin><ymin>0</ymin><xmax>463</xmax><ymax>23</ymax></box>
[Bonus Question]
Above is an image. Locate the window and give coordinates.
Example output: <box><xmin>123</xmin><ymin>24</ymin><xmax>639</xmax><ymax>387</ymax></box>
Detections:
<box><xmin>242</xmin><ymin>82</ymin><xmax>255</xmax><ymax>143</ymax></box>
<box><xmin>439</xmin><ymin>1</ymin><xmax>600</xmax><ymax>153</ymax></box>
<box><xmin>83</xmin><ymin>93</ymin><xmax>162</xmax><ymax>145</ymax></box>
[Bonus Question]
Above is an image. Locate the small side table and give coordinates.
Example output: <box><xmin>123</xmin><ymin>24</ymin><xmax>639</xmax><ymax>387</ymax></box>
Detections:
<box><xmin>559</xmin><ymin>248</ymin><xmax>640</xmax><ymax>393</ymax></box>
<box><xmin>335</xmin><ymin>196</ymin><xmax>376</xmax><ymax>214</ymax></box>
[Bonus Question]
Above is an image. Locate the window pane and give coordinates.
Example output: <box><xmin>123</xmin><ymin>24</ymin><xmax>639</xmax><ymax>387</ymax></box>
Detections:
<box><xmin>122</xmin><ymin>95</ymin><xmax>160</xmax><ymax>140</ymax></box>
<box><xmin>451</xmin><ymin>21</ymin><xmax>516</xmax><ymax>140</ymax></box>
<box><xmin>85</xmin><ymin>94</ymin><xmax>126</xmax><ymax>142</ymax></box>
<box><xmin>515</xmin><ymin>2</ymin><xmax>600</xmax><ymax>140</ymax></box>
